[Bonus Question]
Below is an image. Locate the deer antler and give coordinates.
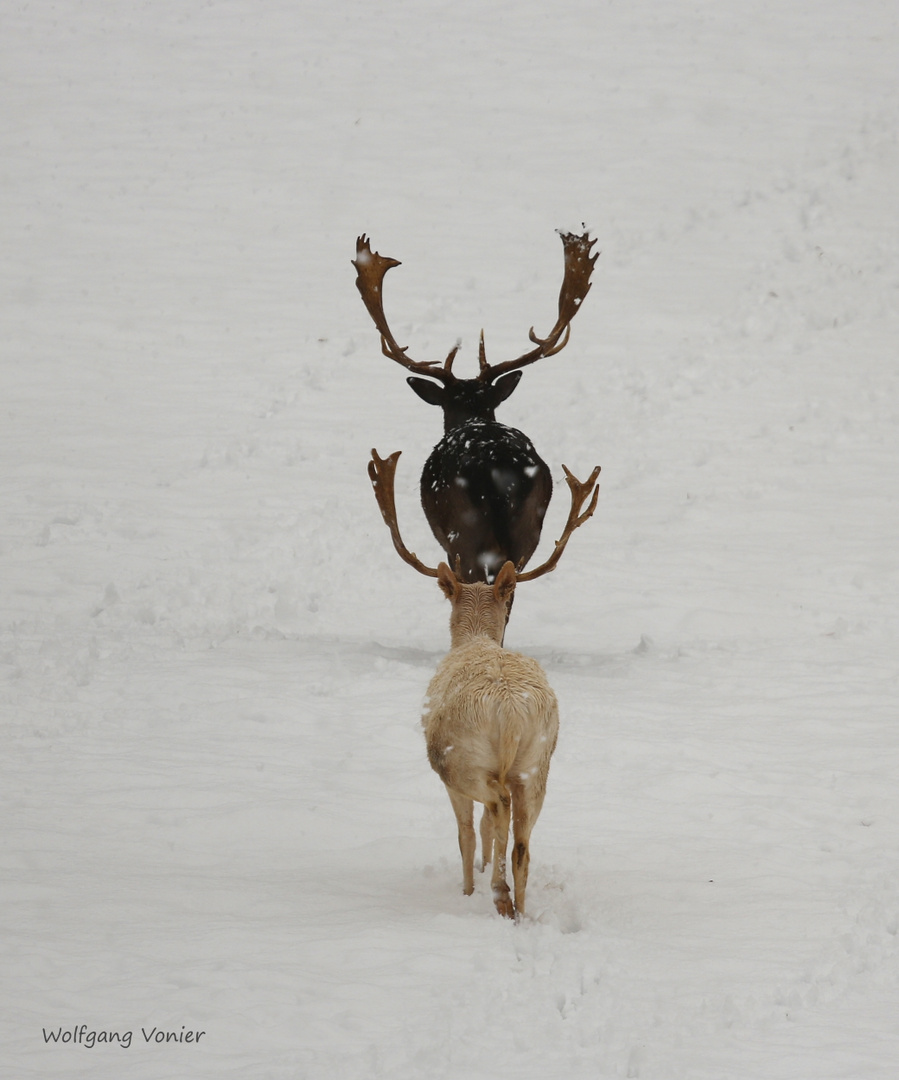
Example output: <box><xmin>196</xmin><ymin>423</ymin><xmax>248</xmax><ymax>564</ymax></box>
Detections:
<box><xmin>478</xmin><ymin>230</ymin><xmax>598</xmax><ymax>382</ymax></box>
<box><xmin>514</xmin><ymin>464</ymin><xmax>601</xmax><ymax>581</ymax></box>
<box><xmin>369</xmin><ymin>449</ymin><xmax>599</xmax><ymax>584</ymax></box>
<box><xmin>368</xmin><ymin>449</ymin><xmax>441</xmax><ymax>577</ymax></box>
<box><xmin>353</xmin><ymin>235</ymin><xmax>459</xmax><ymax>383</ymax></box>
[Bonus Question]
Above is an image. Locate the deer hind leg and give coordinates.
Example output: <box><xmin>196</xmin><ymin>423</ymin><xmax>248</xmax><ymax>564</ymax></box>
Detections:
<box><xmin>445</xmin><ymin>787</ymin><xmax>476</xmax><ymax>896</ymax></box>
<box><xmin>485</xmin><ymin>780</ymin><xmax>514</xmax><ymax>918</ymax></box>
<box><xmin>509</xmin><ymin>776</ymin><xmax>544</xmax><ymax>917</ymax></box>
<box><xmin>478</xmin><ymin>806</ymin><xmax>493</xmax><ymax>871</ymax></box>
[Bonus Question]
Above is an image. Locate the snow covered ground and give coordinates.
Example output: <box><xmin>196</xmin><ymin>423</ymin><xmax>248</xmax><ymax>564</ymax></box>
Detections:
<box><xmin>2</xmin><ymin>1</ymin><xmax>898</xmax><ymax>1076</ymax></box>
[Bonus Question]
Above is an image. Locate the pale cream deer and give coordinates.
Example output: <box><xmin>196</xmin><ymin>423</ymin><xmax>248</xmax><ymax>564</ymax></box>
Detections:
<box><xmin>424</xmin><ymin>560</ymin><xmax>559</xmax><ymax>917</ymax></box>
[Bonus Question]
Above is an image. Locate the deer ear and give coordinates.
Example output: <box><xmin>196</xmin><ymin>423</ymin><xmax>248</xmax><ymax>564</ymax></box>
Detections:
<box><xmin>493</xmin><ymin>561</ymin><xmax>517</xmax><ymax>603</ymax></box>
<box><xmin>491</xmin><ymin>371</ymin><xmax>523</xmax><ymax>404</ymax></box>
<box><xmin>437</xmin><ymin>562</ymin><xmax>458</xmax><ymax>600</ymax></box>
<box><xmin>407</xmin><ymin>377</ymin><xmax>445</xmax><ymax>407</ymax></box>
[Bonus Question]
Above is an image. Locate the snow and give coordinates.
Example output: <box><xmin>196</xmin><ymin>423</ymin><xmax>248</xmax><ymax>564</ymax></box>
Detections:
<box><xmin>2</xmin><ymin>1</ymin><xmax>898</xmax><ymax>1077</ymax></box>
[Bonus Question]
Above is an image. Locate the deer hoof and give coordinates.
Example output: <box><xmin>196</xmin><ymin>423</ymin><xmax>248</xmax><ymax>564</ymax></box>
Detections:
<box><xmin>493</xmin><ymin>886</ymin><xmax>514</xmax><ymax>919</ymax></box>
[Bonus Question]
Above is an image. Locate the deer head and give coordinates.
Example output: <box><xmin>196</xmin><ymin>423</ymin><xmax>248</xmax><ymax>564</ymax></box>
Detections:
<box><xmin>353</xmin><ymin>231</ymin><xmax>598</xmax><ymax>433</ymax></box>
<box><xmin>436</xmin><ymin>560</ymin><xmax>517</xmax><ymax>649</ymax></box>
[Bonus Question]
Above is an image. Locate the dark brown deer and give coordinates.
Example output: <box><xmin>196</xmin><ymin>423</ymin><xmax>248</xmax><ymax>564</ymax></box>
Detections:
<box><xmin>367</xmin><ymin>450</ymin><xmax>599</xmax><ymax>916</ymax></box>
<box><xmin>354</xmin><ymin>231</ymin><xmax>598</xmax><ymax>584</ymax></box>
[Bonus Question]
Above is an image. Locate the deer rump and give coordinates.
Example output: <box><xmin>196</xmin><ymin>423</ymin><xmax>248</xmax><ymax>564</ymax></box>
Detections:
<box><xmin>424</xmin><ymin>639</ymin><xmax>558</xmax><ymax>799</ymax></box>
<box><xmin>421</xmin><ymin>420</ymin><xmax>552</xmax><ymax>584</ymax></box>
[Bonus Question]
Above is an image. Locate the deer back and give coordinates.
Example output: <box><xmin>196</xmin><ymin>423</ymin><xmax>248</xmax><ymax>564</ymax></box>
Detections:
<box><xmin>424</xmin><ymin>563</ymin><xmax>559</xmax><ymax>793</ymax></box>
<box><xmin>421</xmin><ymin>420</ymin><xmax>552</xmax><ymax>584</ymax></box>
<box><xmin>424</xmin><ymin>638</ymin><xmax>558</xmax><ymax>793</ymax></box>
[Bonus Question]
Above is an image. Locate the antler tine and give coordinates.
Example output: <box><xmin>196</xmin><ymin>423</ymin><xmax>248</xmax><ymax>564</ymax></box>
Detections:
<box><xmin>368</xmin><ymin>448</ymin><xmax>441</xmax><ymax>578</ymax></box>
<box><xmin>479</xmin><ymin>230</ymin><xmax>599</xmax><ymax>382</ymax></box>
<box><xmin>353</xmin><ymin>235</ymin><xmax>452</xmax><ymax>383</ymax></box>
<box><xmin>515</xmin><ymin>464</ymin><xmax>601</xmax><ymax>582</ymax></box>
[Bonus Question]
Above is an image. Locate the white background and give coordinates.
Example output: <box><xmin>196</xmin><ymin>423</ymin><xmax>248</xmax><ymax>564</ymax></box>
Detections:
<box><xmin>2</xmin><ymin>1</ymin><xmax>898</xmax><ymax>1076</ymax></box>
